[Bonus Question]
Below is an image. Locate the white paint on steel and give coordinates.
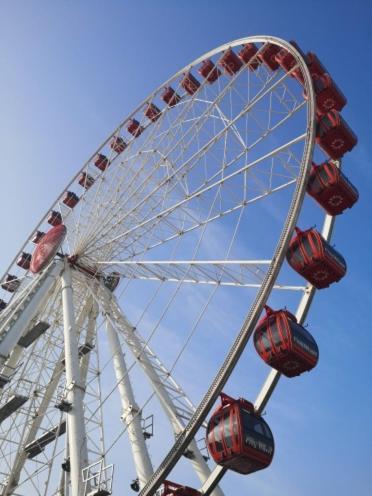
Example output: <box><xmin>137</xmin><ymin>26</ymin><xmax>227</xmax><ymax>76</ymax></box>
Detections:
<box><xmin>138</xmin><ymin>35</ymin><xmax>317</xmax><ymax>496</ymax></box>
<box><xmin>0</xmin><ymin>33</ymin><xmax>321</xmax><ymax>495</ymax></box>
<box><xmin>0</xmin><ymin>261</ymin><xmax>62</xmax><ymax>366</ymax></box>
<box><xmin>105</xmin><ymin>317</ymin><xmax>154</xmax><ymax>489</ymax></box>
<box><xmin>98</xmin><ymin>288</ymin><xmax>224</xmax><ymax>496</ymax></box>
<box><xmin>200</xmin><ymin>466</ymin><xmax>227</xmax><ymax>495</ymax></box>
<box><xmin>96</xmin><ymin>260</ymin><xmax>272</xmax><ymax>265</ymax></box>
<box><xmin>61</xmin><ymin>261</ymin><xmax>88</xmax><ymax>496</ymax></box>
<box><xmin>1</xmin><ymin>299</ymin><xmax>92</xmax><ymax>495</ymax></box>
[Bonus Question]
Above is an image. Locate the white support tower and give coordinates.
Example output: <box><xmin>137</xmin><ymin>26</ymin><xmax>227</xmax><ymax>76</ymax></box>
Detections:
<box><xmin>1</xmin><ymin>298</ymin><xmax>92</xmax><ymax>495</ymax></box>
<box><xmin>106</xmin><ymin>318</ymin><xmax>153</xmax><ymax>488</ymax></box>
<box><xmin>61</xmin><ymin>261</ymin><xmax>88</xmax><ymax>496</ymax></box>
<box><xmin>97</xmin><ymin>286</ymin><xmax>224</xmax><ymax>496</ymax></box>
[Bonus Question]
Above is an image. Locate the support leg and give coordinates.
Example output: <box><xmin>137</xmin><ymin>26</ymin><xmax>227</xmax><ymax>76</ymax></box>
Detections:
<box><xmin>61</xmin><ymin>262</ymin><xmax>87</xmax><ymax>496</ymax></box>
<box><xmin>106</xmin><ymin>318</ymin><xmax>154</xmax><ymax>489</ymax></box>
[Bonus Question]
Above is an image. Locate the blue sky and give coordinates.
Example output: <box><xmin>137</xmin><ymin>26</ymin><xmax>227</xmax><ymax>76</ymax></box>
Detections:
<box><xmin>1</xmin><ymin>1</ymin><xmax>372</xmax><ymax>494</ymax></box>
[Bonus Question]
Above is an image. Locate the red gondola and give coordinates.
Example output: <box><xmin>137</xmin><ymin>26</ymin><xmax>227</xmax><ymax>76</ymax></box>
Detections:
<box><xmin>218</xmin><ymin>48</ymin><xmax>243</xmax><ymax>75</ymax></box>
<box><xmin>258</xmin><ymin>43</ymin><xmax>281</xmax><ymax>71</ymax></box>
<box><xmin>238</xmin><ymin>43</ymin><xmax>260</xmax><ymax>70</ymax></box>
<box><xmin>17</xmin><ymin>252</ymin><xmax>32</xmax><ymax>270</ymax></box>
<box><xmin>127</xmin><ymin>119</ymin><xmax>144</xmax><ymax>138</ymax></box>
<box><xmin>161</xmin><ymin>86</ymin><xmax>181</xmax><ymax>107</ymax></box>
<box><xmin>310</xmin><ymin>74</ymin><xmax>346</xmax><ymax>115</ymax></box>
<box><xmin>286</xmin><ymin>227</ymin><xmax>346</xmax><ymax>289</ymax></box>
<box><xmin>307</xmin><ymin>161</ymin><xmax>359</xmax><ymax>215</ymax></box>
<box><xmin>94</xmin><ymin>153</ymin><xmax>109</xmax><ymax>171</ymax></box>
<box><xmin>32</xmin><ymin>231</ymin><xmax>45</xmax><ymax>244</ymax></box>
<box><xmin>181</xmin><ymin>72</ymin><xmax>201</xmax><ymax>96</ymax></box>
<box><xmin>254</xmin><ymin>306</ymin><xmax>319</xmax><ymax>377</ymax></box>
<box><xmin>2</xmin><ymin>274</ymin><xmax>20</xmax><ymax>293</ymax></box>
<box><xmin>63</xmin><ymin>191</ymin><xmax>79</xmax><ymax>209</ymax></box>
<box><xmin>292</xmin><ymin>51</ymin><xmax>328</xmax><ymax>85</ymax></box>
<box><xmin>47</xmin><ymin>211</ymin><xmax>62</xmax><ymax>226</ymax></box>
<box><xmin>110</xmin><ymin>136</ymin><xmax>127</xmax><ymax>154</ymax></box>
<box><xmin>0</xmin><ymin>299</ymin><xmax>6</xmax><ymax>312</ymax></box>
<box><xmin>78</xmin><ymin>172</ymin><xmax>95</xmax><ymax>189</ymax></box>
<box><xmin>306</xmin><ymin>52</ymin><xmax>328</xmax><ymax>79</ymax></box>
<box><xmin>206</xmin><ymin>393</ymin><xmax>274</xmax><ymax>475</ymax></box>
<box><xmin>156</xmin><ymin>481</ymin><xmax>201</xmax><ymax>496</ymax></box>
<box><xmin>316</xmin><ymin>110</ymin><xmax>357</xmax><ymax>159</ymax></box>
<box><xmin>103</xmin><ymin>272</ymin><xmax>120</xmax><ymax>292</ymax></box>
<box><xmin>145</xmin><ymin>103</ymin><xmax>161</xmax><ymax>122</ymax></box>
<box><xmin>198</xmin><ymin>59</ymin><xmax>221</xmax><ymax>83</ymax></box>
<box><xmin>275</xmin><ymin>41</ymin><xmax>304</xmax><ymax>74</ymax></box>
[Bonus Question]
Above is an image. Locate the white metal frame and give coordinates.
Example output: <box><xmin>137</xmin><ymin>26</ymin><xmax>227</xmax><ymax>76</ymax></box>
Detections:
<box><xmin>1</xmin><ymin>290</ymin><xmax>93</xmax><ymax>495</ymax></box>
<box><xmin>61</xmin><ymin>262</ymin><xmax>88</xmax><ymax>496</ymax></box>
<box><xmin>105</xmin><ymin>317</ymin><xmax>153</xmax><ymax>489</ymax></box>
<box><xmin>0</xmin><ymin>34</ymin><xmax>322</xmax><ymax>495</ymax></box>
<box><xmin>96</xmin><ymin>286</ymin><xmax>224</xmax><ymax>496</ymax></box>
<box><xmin>200</xmin><ymin>186</ymin><xmax>337</xmax><ymax>495</ymax></box>
<box><xmin>0</xmin><ymin>261</ymin><xmax>62</xmax><ymax>366</ymax></box>
<box><xmin>137</xmin><ymin>35</ymin><xmax>317</xmax><ymax>496</ymax></box>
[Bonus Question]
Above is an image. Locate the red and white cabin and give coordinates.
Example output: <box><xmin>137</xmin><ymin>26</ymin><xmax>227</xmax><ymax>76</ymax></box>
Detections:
<box><xmin>198</xmin><ymin>59</ymin><xmax>221</xmax><ymax>83</ymax></box>
<box><xmin>78</xmin><ymin>172</ymin><xmax>95</xmax><ymax>189</ymax></box>
<box><xmin>307</xmin><ymin>161</ymin><xmax>359</xmax><ymax>215</ymax></box>
<box><xmin>312</xmin><ymin>73</ymin><xmax>346</xmax><ymax>115</ymax></box>
<box><xmin>238</xmin><ymin>43</ymin><xmax>260</xmax><ymax>70</ymax></box>
<box><xmin>1</xmin><ymin>274</ymin><xmax>20</xmax><ymax>293</ymax></box>
<box><xmin>47</xmin><ymin>211</ymin><xmax>62</xmax><ymax>227</ymax></box>
<box><xmin>63</xmin><ymin>191</ymin><xmax>79</xmax><ymax>209</ymax></box>
<box><xmin>218</xmin><ymin>48</ymin><xmax>243</xmax><ymax>75</ymax></box>
<box><xmin>94</xmin><ymin>154</ymin><xmax>109</xmax><ymax>171</ymax></box>
<box><xmin>254</xmin><ymin>306</ymin><xmax>319</xmax><ymax>377</ymax></box>
<box><xmin>32</xmin><ymin>231</ymin><xmax>45</xmax><ymax>244</ymax></box>
<box><xmin>145</xmin><ymin>103</ymin><xmax>161</xmax><ymax>122</ymax></box>
<box><xmin>161</xmin><ymin>86</ymin><xmax>182</xmax><ymax>107</ymax></box>
<box><xmin>110</xmin><ymin>136</ymin><xmax>127</xmax><ymax>154</ymax></box>
<box><xmin>275</xmin><ymin>40</ymin><xmax>304</xmax><ymax>74</ymax></box>
<box><xmin>127</xmin><ymin>119</ymin><xmax>144</xmax><ymax>138</ymax></box>
<box><xmin>17</xmin><ymin>252</ymin><xmax>32</xmax><ymax>270</ymax></box>
<box><xmin>306</xmin><ymin>52</ymin><xmax>328</xmax><ymax>79</ymax></box>
<box><xmin>258</xmin><ymin>43</ymin><xmax>281</xmax><ymax>71</ymax></box>
<box><xmin>156</xmin><ymin>481</ymin><xmax>201</xmax><ymax>496</ymax></box>
<box><xmin>316</xmin><ymin>110</ymin><xmax>357</xmax><ymax>159</ymax></box>
<box><xmin>292</xmin><ymin>51</ymin><xmax>328</xmax><ymax>85</ymax></box>
<box><xmin>181</xmin><ymin>72</ymin><xmax>201</xmax><ymax>96</ymax></box>
<box><xmin>206</xmin><ymin>393</ymin><xmax>274</xmax><ymax>474</ymax></box>
<box><xmin>286</xmin><ymin>227</ymin><xmax>347</xmax><ymax>289</ymax></box>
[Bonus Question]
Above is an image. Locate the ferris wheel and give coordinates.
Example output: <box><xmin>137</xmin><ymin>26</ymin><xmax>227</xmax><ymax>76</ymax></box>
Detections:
<box><xmin>0</xmin><ymin>35</ymin><xmax>358</xmax><ymax>496</ymax></box>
